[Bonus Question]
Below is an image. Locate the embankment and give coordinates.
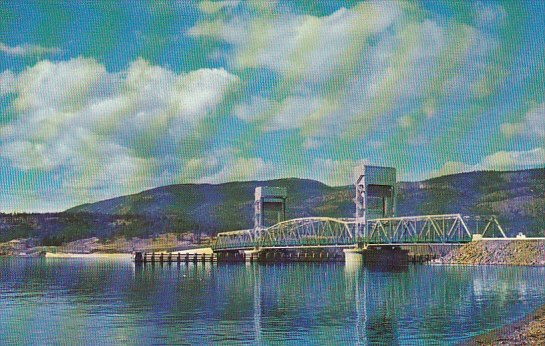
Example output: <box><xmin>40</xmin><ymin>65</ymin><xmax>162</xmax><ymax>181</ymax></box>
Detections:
<box><xmin>436</xmin><ymin>239</ymin><xmax>545</xmax><ymax>266</ymax></box>
<box><xmin>0</xmin><ymin>234</ymin><xmax>211</xmax><ymax>256</ymax></box>
<box><xmin>466</xmin><ymin>305</ymin><xmax>545</xmax><ymax>345</ymax></box>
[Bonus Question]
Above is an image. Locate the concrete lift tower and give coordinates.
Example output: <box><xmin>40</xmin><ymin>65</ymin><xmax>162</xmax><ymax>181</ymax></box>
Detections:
<box><xmin>254</xmin><ymin>187</ymin><xmax>288</xmax><ymax>229</ymax></box>
<box><xmin>355</xmin><ymin>165</ymin><xmax>396</xmax><ymax>240</ymax></box>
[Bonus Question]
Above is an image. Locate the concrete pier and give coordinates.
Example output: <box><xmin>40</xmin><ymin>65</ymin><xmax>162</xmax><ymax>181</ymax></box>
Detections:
<box><xmin>344</xmin><ymin>246</ymin><xmax>410</xmax><ymax>264</ymax></box>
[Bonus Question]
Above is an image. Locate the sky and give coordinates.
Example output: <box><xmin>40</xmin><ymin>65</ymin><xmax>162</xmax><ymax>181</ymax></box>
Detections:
<box><xmin>0</xmin><ymin>0</ymin><xmax>543</xmax><ymax>212</ymax></box>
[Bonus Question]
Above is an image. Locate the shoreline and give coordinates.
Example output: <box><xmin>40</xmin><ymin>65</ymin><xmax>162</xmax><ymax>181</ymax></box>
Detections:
<box><xmin>465</xmin><ymin>304</ymin><xmax>545</xmax><ymax>345</ymax></box>
<box><xmin>44</xmin><ymin>247</ymin><xmax>213</xmax><ymax>258</ymax></box>
<box><xmin>44</xmin><ymin>252</ymin><xmax>133</xmax><ymax>259</ymax></box>
<box><xmin>0</xmin><ymin>247</ymin><xmax>215</xmax><ymax>259</ymax></box>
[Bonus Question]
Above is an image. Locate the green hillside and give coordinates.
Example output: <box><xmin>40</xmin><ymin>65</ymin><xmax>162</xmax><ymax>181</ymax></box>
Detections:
<box><xmin>0</xmin><ymin>168</ymin><xmax>543</xmax><ymax>244</ymax></box>
<box><xmin>68</xmin><ymin>168</ymin><xmax>545</xmax><ymax>236</ymax></box>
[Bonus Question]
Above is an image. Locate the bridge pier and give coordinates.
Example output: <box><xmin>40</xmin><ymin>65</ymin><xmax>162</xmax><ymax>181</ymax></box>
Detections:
<box><xmin>344</xmin><ymin>245</ymin><xmax>409</xmax><ymax>264</ymax></box>
<box><xmin>343</xmin><ymin>247</ymin><xmax>365</xmax><ymax>263</ymax></box>
<box><xmin>213</xmin><ymin>243</ymin><xmax>462</xmax><ymax>264</ymax></box>
<box><xmin>244</xmin><ymin>249</ymin><xmax>261</xmax><ymax>262</ymax></box>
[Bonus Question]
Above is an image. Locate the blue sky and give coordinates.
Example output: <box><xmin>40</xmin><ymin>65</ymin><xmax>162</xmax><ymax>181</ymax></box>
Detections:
<box><xmin>0</xmin><ymin>0</ymin><xmax>543</xmax><ymax>212</ymax></box>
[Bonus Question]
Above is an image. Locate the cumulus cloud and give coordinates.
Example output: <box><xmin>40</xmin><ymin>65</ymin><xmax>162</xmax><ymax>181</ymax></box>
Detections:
<box><xmin>473</xmin><ymin>2</ymin><xmax>506</xmax><ymax>27</ymax></box>
<box><xmin>434</xmin><ymin>148</ymin><xmax>545</xmax><ymax>178</ymax></box>
<box><xmin>480</xmin><ymin>148</ymin><xmax>545</xmax><ymax>170</ymax></box>
<box><xmin>501</xmin><ymin>103</ymin><xmax>545</xmax><ymax>139</ymax></box>
<box><xmin>178</xmin><ymin>147</ymin><xmax>278</xmax><ymax>183</ymax></box>
<box><xmin>190</xmin><ymin>1</ymin><xmax>401</xmax><ymax>76</ymax></box>
<box><xmin>181</xmin><ymin>150</ymin><xmax>370</xmax><ymax>187</ymax></box>
<box><xmin>233</xmin><ymin>95</ymin><xmax>325</xmax><ymax>131</ymax></box>
<box><xmin>0</xmin><ymin>70</ymin><xmax>16</xmax><ymax>95</ymax></box>
<box><xmin>192</xmin><ymin>1</ymin><xmax>497</xmax><ymax>143</ymax></box>
<box><xmin>199</xmin><ymin>157</ymin><xmax>276</xmax><ymax>183</ymax></box>
<box><xmin>309</xmin><ymin>158</ymin><xmax>370</xmax><ymax>186</ymax></box>
<box><xmin>0</xmin><ymin>57</ymin><xmax>239</xmax><ymax>200</ymax></box>
<box><xmin>198</xmin><ymin>0</ymin><xmax>240</xmax><ymax>14</ymax></box>
<box><xmin>0</xmin><ymin>42</ymin><xmax>61</xmax><ymax>56</ymax></box>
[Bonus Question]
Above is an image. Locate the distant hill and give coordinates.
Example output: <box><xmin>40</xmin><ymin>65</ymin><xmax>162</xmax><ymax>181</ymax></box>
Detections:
<box><xmin>396</xmin><ymin>169</ymin><xmax>545</xmax><ymax>235</ymax></box>
<box><xmin>66</xmin><ymin>168</ymin><xmax>545</xmax><ymax>236</ymax></box>
<box><xmin>0</xmin><ymin>169</ymin><xmax>543</xmax><ymax>244</ymax></box>
<box><xmin>66</xmin><ymin>178</ymin><xmax>352</xmax><ymax>232</ymax></box>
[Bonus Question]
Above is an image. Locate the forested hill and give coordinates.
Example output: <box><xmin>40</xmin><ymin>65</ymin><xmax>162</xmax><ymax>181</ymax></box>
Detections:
<box><xmin>1</xmin><ymin>169</ymin><xmax>543</xmax><ymax>243</ymax></box>
<box><xmin>68</xmin><ymin>168</ymin><xmax>544</xmax><ymax>236</ymax></box>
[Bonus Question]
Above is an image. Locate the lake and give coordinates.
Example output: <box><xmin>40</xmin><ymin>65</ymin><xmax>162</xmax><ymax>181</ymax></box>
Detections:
<box><xmin>1</xmin><ymin>258</ymin><xmax>544</xmax><ymax>345</ymax></box>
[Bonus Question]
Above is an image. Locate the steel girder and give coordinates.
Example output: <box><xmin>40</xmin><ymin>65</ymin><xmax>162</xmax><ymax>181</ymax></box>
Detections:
<box><xmin>214</xmin><ymin>229</ymin><xmax>254</xmax><ymax>250</ymax></box>
<box><xmin>365</xmin><ymin>214</ymin><xmax>473</xmax><ymax>244</ymax></box>
<box><xmin>258</xmin><ymin>217</ymin><xmax>355</xmax><ymax>248</ymax></box>
<box><xmin>212</xmin><ymin>214</ymin><xmax>505</xmax><ymax>250</ymax></box>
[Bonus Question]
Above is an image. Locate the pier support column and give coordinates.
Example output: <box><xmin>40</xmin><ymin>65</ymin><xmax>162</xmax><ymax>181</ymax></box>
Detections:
<box><xmin>343</xmin><ymin>247</ymin><xmax>366</xmax><ymax>264</ymax></box>
<box><xmin>244</xmin><ymin>249</ymin><xmax>262</xmax><ymax>262</ymax></box>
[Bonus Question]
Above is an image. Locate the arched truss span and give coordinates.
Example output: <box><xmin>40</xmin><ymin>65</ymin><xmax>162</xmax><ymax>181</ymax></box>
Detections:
<box><xmin>213</xmin><ymin>214</ymin><xmax>505</xmax><ymax>250</ymax></box>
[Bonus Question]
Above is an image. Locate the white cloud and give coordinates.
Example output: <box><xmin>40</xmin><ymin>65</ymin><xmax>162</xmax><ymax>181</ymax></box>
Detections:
<box><xmin>180</xmin><ymin>147</ymin><xmax>278</xmax><ymax>183</ymax></box>
<box><xmin>232</xmin><ymin>95</ymin><xmax>326</xmax><ymax>131</ymax></box>
<box><xmin>0</xmin><ymin>57</ymin><xmax>239</xmax><ymax>200</ymax></box>
<box><xmin>182</xmin><ymin>151</ymin><xmax>371</xmax><ymax>187</ymax></box>
<box><xmin>302</xmin><ymin>138</ymin><xmax>321</xmax><ymax>150</ymax></box>
<box><xmin>397</xmin><ymin>115</ymin><xmax>414</xmax><ymax>129</ymax></box>
<box><xmin>198</xmin><ymin>1</ymin><xmax>240</xmax><ymax>14</ymax></box>
<box><xmin>480</xmin><ymin>148</ymin><xmax>545</xmax><ymax>170</ymax></box>
<box><xmin>199</xmin><ymin>157</ymin><xmax>276</xmax><ymax>183</ymax></box>
<box><xmin>0</xmin><ymin>42</ymin><xmax>61</xmax><ymax>56</ymax></box>
<box><xmin>0</xmin><ymin>70</ymin><xmax>16</xmax><ymax>95</ymax></box>
<box><xmin>501</xmin><ymin>103</ymin><xmax>545</xmax><ymax>139</ymax></box>
<box><xmin>190</xmin><ymin>1</ymin><xmax>401</xmax><ymax>77</ymax></box>
<box><xmin>474</xmin><ymin>2</ymin><xmax>506</xmax><ymax>27</ymax></box>
<box><xmin>309</xmin><ymin>158</ymin><xmax>370</xmax><ymax>186</ymax></box>
<box><xmin>434</xmin><ymin>161</ymin><xmax>479</xmax><ymax>177</ymax></box>
<box><xmin>433</xmin><ymin>148</ymin><xmax>545</xmax><ymax>178</ymax></box>
<box><xmin>194</xmin><ymin>1</ymin><xmax>496</xmax><ymax>143</ymax></box>
<box><xmin>232</xmin><ymin>96</ymin><xmax>272</xmax><ymax>121</ymax></box>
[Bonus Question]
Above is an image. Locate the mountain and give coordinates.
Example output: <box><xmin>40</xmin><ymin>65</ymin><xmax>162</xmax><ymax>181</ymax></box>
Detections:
<box><xmin>1</xmin><ymin>168</ymin><xmax>543</xmax><ymax>244</ymax></box>
<box><xmin>66</xmin><ymin>178</ymin><xmax>353</xmax><ymax>232</ymax></box>
<box><xmin>66</xmin><ymin>168</ymin><xmax>545</xmax><ymax>236</ymax></box>
<box><xmin>396</xmin><ymin>168</ymin><xmax>545</xmax><ymax>235</ymax></box>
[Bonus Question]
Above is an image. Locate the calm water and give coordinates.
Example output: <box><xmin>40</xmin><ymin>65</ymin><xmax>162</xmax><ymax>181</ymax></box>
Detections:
<box><xmin>1</xmin><ymin>258</ymin><xmax>544</xmax><ymax>345</ymax></box>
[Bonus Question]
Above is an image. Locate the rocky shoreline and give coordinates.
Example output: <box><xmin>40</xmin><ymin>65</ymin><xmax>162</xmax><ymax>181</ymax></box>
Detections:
<box><xmin>435</xmin><ymin>239</ymin><xmax>545</xmax><ymax>344</ymax></box>
<box><xmin>434</xmin><ymin>239</ymin><xmax>545</xmax><ymax>266</ymax></box>
<box><xmin>465</xmin><ymin>305</ymin><xmax>545</xmax><ymax>345</ymax></box>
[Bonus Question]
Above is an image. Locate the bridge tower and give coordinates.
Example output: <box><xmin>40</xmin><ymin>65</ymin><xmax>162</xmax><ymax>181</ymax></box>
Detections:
<box><xmin>254</xmin><ymin>187</ymin><xmax>287</xmax><ymax>229</ymax></box>
<box><xmin>354</xmin><ymin>165</ymin><xmax>396</xmax><ymax>240</ymax></box>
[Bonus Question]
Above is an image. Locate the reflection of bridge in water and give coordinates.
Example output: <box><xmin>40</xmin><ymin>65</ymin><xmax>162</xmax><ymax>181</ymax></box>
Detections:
<box><xmin>212</xmin><ymin>165</ymin><xmax>506</xmax><ymax>261</ymax></box>
<box><xmin>129</xmin><ymin>260</ymin><xmax>544</xmax><ymax>343</ymax></box>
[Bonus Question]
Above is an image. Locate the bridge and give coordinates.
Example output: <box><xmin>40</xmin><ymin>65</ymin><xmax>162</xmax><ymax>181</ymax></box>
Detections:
<box><xmin>213</xmin><ymin>214</ymin><xmax>505</xmax><ymax>251</ymax></box>
<box><xmin>212</xmin><ymin>165</ymin><xmax>506</xmax><ymax>256</ymax></box>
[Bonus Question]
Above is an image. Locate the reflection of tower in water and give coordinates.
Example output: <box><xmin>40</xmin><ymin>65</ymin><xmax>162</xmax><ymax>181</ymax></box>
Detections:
<box><xmin>344</xmin><ymin>263</ymin><xmax>367</xmax><ymax>345</ymax></box>
<box><xmin>251</xmin><ymin>264</ymin><xmax>262</xmax><ymax>344</ymax></box>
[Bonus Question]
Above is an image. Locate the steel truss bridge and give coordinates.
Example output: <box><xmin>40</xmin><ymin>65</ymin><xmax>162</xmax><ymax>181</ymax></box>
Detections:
<box><xmin>213</xmin><ymin>214</ymin><xmax>506</xmax><ymax>251</ymax></box>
